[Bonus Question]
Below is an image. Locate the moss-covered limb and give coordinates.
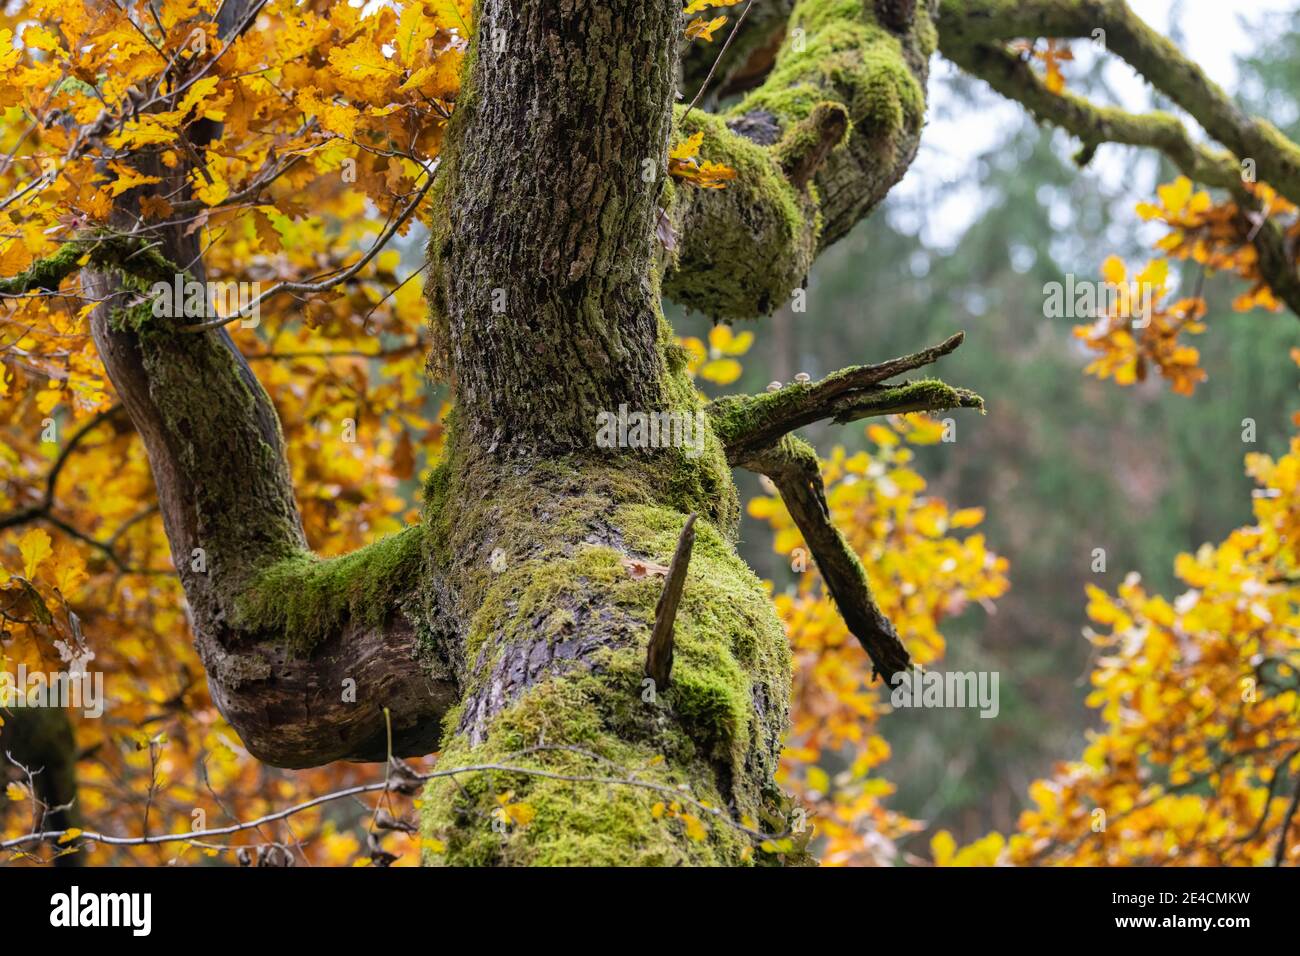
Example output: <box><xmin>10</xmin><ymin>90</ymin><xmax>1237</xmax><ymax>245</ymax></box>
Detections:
<box><xmin>940</xmin><ymin>36</ymin><xmax>1300</xmax><ymax>318</ymax></box>
<box><xmin>742</xmin><ymin>435</ymin><xmax>910</xmax><ymax>680</ymax></box>
<box><xmin>706</xmin><ymin>336</ymin><xmax>978</xmax><ymax>682</ymax></box>
<box><xmin>418</xmin><ymin>434</ymin><xmax>795</xmax><ymax>865</ymax></box>
<box><xmin>663</xmin><ymin>0</ymin><xmax>936</xmax><ymax>320</ymax></box>
<box><xmin>774</xmin><ymin>101</ymin><xmax>851</xmax><ymax>189</ymax></box>
<box><xmin>0</xmin><ymin>243</ymin><xmax>87</xmax><ymax>295</ymax></box>
<box><xmin>82</xmin><ymin>145</ymin><xmax>308</xmax><ymax>625</ymax></box>
<box><xmin>199</xmin><ymin>522</ymin><xmax>461</xmax><ymax>769</ymax></box>
<box><xmin>232</xmin><ymin>525</ymin><xmax>426</xmax><ymax>657</ymax></box>
<box><xmin>941</xmin><ymin>40</ymin><xmax>1241</xmax><ymax>190</ymax></box>
<box><xmin>938</xmin><ymin>0</ymin><xmax>1300</xmax><ymax>207</ymax></box>
<box><xmin>0</xmin><ymin>235</ymin><xmax>179</xmax><ymax>297</ymax></box>
<box><xmin>90</xmin><ymin>270</ymin><xmax>460</xmax><ymax>767</ymax></box>
<box><xmin>89</xmin><ymin>280</ymin><xmax>308</xmax><ymax>607</ymax></box>
<box><xmin>728</xmin><ymin>0</ymin><xmax>936</xmax><ymax>245</ymax></box>
<box><xmin>709</xmin><ymin>333</ymin><xmax>981</xmax><ymax>466</ymax></box>
<box><xmin>662</xmin><ymin>107</ymin><xmax>818</xmax><ymax>321</ymax></box>
<box><xmin>72</xmin><ymin>139</ymin><xmax>464</xmax><ymax>770</ymax></box>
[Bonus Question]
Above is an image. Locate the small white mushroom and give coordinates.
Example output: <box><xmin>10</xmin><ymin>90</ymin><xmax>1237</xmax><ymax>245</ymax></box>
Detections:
<box><xmin>794</xmin><ymin>372</ymin><xmax>811</xmax><ymax>384</ymax></box>
<box><xmin>766</xmin><ymin>381</ymin><xmax>782</xmax><ymax>392</ymax></box>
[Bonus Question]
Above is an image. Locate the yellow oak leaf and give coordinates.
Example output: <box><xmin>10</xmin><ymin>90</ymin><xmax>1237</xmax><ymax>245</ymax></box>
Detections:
<box><xmin>685</xmin><ymin>15</ymin><xmax>727</xmax><ymax>42</ymax></box>
<box><xmin>104</xmin><ymin>161</ymin><xmax>163</xmax><ymax>198</ymax></box>
<box><xmin>18</xmin><ymin>527</ymin><xmax>53</xmax><ymax>580</ymax></box>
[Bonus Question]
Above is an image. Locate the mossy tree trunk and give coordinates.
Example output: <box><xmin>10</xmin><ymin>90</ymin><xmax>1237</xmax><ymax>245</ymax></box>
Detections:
<box><xmin>417</xmin><ymin>0</ymin><xmax>794</xmax><ymax>865</ymax></box>
<box><xmin>72</xmin><ymin>0</ymin><xmax>941</xmax><ymax>865</ymax></box>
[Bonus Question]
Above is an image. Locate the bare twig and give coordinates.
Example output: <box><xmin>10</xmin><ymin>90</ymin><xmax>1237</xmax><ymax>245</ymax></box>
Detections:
<box><xmin>178</xmin><ymin>168</ymin><xmax>438</xmax><ymax>332</ymax></box>
<box><xmin>646</xmin><ymin>514</ymin><xmax>697</xmax><ymax>690</ymax></box>
<box><xmin>682</xmin><ymin>0</ymin><xmax>757</xmax><ymax>124</ymax></box>
<box><xmin>1</xmin><ymin>746</ymin><xmax>790</xmax><ymax>855</ymax></box>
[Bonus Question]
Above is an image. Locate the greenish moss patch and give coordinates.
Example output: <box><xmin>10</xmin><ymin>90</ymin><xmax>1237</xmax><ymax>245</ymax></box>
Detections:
<box><xmin>234</xmin><ymin>525</ymin><xmax>426</xmax><ymax>656</ymax></box>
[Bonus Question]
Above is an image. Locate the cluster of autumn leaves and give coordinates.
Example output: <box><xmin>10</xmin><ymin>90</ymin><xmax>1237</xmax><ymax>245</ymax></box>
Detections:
<box><xmin>1076</xmin><ymin>176</ymin><xmax>1299</xmax><ymax>396</ymax></box>
<box><xmin>683</xmin><ymin>0</ymin><xmax>746</xmax><ymax>46</ymax></box>
<box><xmin>0</xmin><ymin>3</ymin><xmax>1297</xmax><ymax>866</ymax></box>
<box><xmin>932</xmin><ymin>421</ymin><xmax>1300</xmax><ymax>866</ymax></box>
<box><xmin>1010</xmin><ymin>40</ymin><xmax>1300</xmax><ymax>397</ymax></box>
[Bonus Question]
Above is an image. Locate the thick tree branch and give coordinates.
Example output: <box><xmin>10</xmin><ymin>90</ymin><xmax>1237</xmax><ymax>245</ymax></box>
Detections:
<box><xmin>937</xmin><ymin>0</ymin><xmax>1300</xmax><ymax>207</ymax></box>
<box><xmin>67</xmin><ymin>18</ymin><xmax>458</xmax><ymax>768</ymax></box>
<box><xmin>744</xmin><ymin>435</ymin><xmax>910</xmax><ymax>679</ymax></box>
<box><xmin>941</xmin><ymin>40</ymin><xmax>1240</xmax><ymax>189</ymax></box>
<box><xmin>940</xmin><ymin>35</ymin><xmax>1300</xmax><ymax>316</ymax></box>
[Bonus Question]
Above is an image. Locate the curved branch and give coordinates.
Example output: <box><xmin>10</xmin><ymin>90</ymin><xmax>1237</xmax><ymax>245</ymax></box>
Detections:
<box><xmin>937</xmin><ymin>0</ymin><xmax>1300</xmax><ymax>206</ymax></box>
<box><xmin>72</xmin><ymin>53</ymin><xmax>458</xmax><ymax>770</ymax></box>
<box><xmin>941</xmin><ymin>40</ymin><xmax>1240</xmax><ymax>190</ymax></box>
<box><xmin>939</xmin><ymin>30</ymin><xmax>1300</xmax><ymax>316</ymax></box>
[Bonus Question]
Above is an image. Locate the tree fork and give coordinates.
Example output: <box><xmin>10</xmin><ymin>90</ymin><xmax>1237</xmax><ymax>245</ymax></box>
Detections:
<box><xmin>76</xmin><ymin>8</ymin><xmax>459</xmax><ymax>769</ymax></box>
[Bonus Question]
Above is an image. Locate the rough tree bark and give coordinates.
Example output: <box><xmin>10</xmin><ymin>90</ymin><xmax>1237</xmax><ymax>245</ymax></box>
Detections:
<box><xmin>413</xmin><ymin>0</ymin><xmax>951</xmax><ymax>864</ymax></box>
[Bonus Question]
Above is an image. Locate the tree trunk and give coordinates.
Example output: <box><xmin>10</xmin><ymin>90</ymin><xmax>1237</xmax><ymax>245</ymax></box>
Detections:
<box><xmin>417</xmin><ymin>0</ymin><xmax>793</xmax><ymax>865</ymax></box>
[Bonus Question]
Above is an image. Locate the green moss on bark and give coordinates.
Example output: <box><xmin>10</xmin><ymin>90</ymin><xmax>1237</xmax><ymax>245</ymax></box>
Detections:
<box><xmin>417</xmin><ymin>416</ymin><xmax>793</xmax><ymax>865</ymax></box>
<box><xmin>0</xmin><ymin>235</ymin><xmax>180</xmax><ymax>296</ymax></box>
<box><xmin>663</xmin><ymin>108</ymin><xmax>816</xmax><ymax>321</ymax></box>
<box><xmin>736</xmin><ymin>1</ymin><xmax>923</xmax><ymax>133</ymax></box>
<box><xmin>233</xmin><ymin>525</ymin><xmax>427</xmax><ymax>656</ymax></box>
<box><xmin>419</xmin><ymin>499</ymin><xmax>792</xmax><ymax>866</ymax></box>
<box><xmin>420</xmin><ymin>670</ymin><xmax>749</xmax><ymax>866</ymax></box>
